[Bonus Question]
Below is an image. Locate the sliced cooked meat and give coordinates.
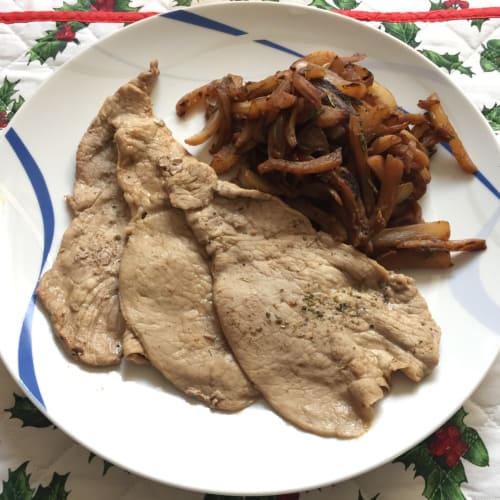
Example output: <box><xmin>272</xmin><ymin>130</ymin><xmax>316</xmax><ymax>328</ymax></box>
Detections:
<box><xmin>37</xmin><ymin>195</ymin><xmax>128</xmax><ymax>365</ymax></box>
<box><xmin>110</xmin><ymin>114</ymin><xmax>181</xmax><ymax>362</ymax></box>
<box><xmin>163</xmin><ymin>155</ymin><xmax>440</xmax><ymax>437</ymax></box>
<box><xmin>114</xmin><ymin>112</ymin><xmax>257</xmax><ymax>411</ymax></box>
<box><xmin>37</xmin><ymin>63</ymin><xmax>159</xmax><ymax>366</ymax></box>
<box><xmin>119</xmin><ymin>210</ymin><xmax>257</xmax><ymax>411</ymax></box>
<box><xmin>113</xmin><ymin>115</ymin><xmax>169</xmax><ymax>215</ymax></box>
<box><xmin>69</xmin><ymin>62</ymin><xmax>159</xmax><ymax>214</ymax></box>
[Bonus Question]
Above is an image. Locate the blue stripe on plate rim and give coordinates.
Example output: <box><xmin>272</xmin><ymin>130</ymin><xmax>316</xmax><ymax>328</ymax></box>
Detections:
<box><xmin>160</xmin><ymin>9</ymin><xmax>247</xmax><ymax>36</ymax></box>
<box><xmin>4</xmin><ymin>13</ymin><xmax>499</xmax><ymax>409</ymax></box>
<box><xmin>5</xmin><ymin>127</ymin><xmax>54</xmax><ymax>409</ymax></box>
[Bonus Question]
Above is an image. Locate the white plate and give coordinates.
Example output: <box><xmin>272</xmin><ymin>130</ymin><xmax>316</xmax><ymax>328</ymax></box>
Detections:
<box><xmin>1</xmin><ymin>2</ymin><xmax>500</xmax><ymax>495</ymax></box>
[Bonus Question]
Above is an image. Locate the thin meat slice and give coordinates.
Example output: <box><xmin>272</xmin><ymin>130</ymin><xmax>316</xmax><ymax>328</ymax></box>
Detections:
<box><xmin>69</xmin><ymin>62</ymin><xmax>159</xmax><ymax>214</ymax></box>
<box><xmin>163</xmin><ymin>155</ymin><xmax>440</xmax><ymax>437</ymax></box>
<box><xmin>37</xmin><ymin>195</ymin><xmax>128</xmax><ymax>365</ymax></box>
<box><xmin>114</xmin><ymin>113</ymin><xmax>257</xmax><ymax>411</ymax></box>
<box><xmin>37</xmin><ymin>63</ymin><xmax>159</xmax><ymax>366</ymax></box>
<box><xmin>113</xmin><ymin>115</ymin><xmax>170</xmax><ymax>215</ymax></box>
<box><xmin>111</xmin><ymin>114</ymin><xmax>179</xmax><ymax>363</ymax></box>
<box><xmin>119</xmin><ymin>210</ymin><xmax>257</xmax><ymax>411</ymax></box>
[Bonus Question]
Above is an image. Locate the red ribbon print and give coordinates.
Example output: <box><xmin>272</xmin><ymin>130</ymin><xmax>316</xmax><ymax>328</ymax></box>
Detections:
<box><xmin>1</xmin><ymin>7</ymin><xmax>500</xmax><ymax>25</ymax></box>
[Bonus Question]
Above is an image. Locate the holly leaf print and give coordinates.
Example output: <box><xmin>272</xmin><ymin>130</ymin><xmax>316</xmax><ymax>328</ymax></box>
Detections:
<box><xmin>174</xmin><ymin>0</ymin><xmax>193</xmax><ymax>6</ymax></box>
<box><xmin>382</xmin><ymin>23</ymin><xmax>420</xmax><ymax>48</ymax></box>
<box><xmin>28</xmin><ymin>0</ymin><xmax>143</xmax><ymax>63</ymax></box>
<box><xmin>5</xmin><ymin>393</ymin><xmax>54</xmax><ymax>428</ymax></box>
<box><xmin>446</xmin><ymin>407</ymin><xmax>467</xmax><ymax>428</ymax></box>
<box><xmin>471</xmin><ymin>18</ymin><xmax>488</xmax><ymax>31</ymax></box>
<box><xmin>88</xmin><ymin>452</ymin><xmax>114</xmax><ymax>475</ymax></box>
<box><xmin>422</xmin><ymin>463</ymin><xmax>467</xmax><ymax>500</ymax></box>
<box><xmin>396</xmin><ymin>442</ymin><xmax>436</xmax><ymax>485</ymax></box>
<box><xmin>7</xmin><ymin>94</ymin><xmax>24</xmax><ymax>120</ymax></box>
<box><xmin>56</xmin><ymin>0</ymin><xmax>92</xmax><ymax>11</ymax></box>
<box><xmin>0</xmin><ymin>463</ymin><xmax>70</xmax><ymax>500</ymax></box>
<box><xmin>429</xmin><ymin>0</ymin><xmax>445</xmax><ymax>9</ymax></box>
<box><xmin>462</xmin><ymin>427</ymin><xmax>489</xmax><ymax>466</ymax></box>
<box><xmin>27</xmin><ymin>29</ymin><xmax>69</xmax><ymax>65</ymax></box>
<box><xmin>57</xmin><ymin>0</ymin><xmax>140</xmax><ymax>11</ymax></box>
<box><xmin>0</xmin><ymin>77</ymin><xmax>21</xmax><ymax>109</ymax></box>
<box><xmin>396</xmin><ymin>442</ymin><xmax>467</xmax><ymax>500</ymax></box>
<box><xmin>482</xmin><ymin>103</ymin><xmax>500</xmax><ymax>131</ymax></box>
<box><xmin>0</xmin><ymin>77</ymin><xmax>24</xmax><ymax>126</ymax></box>
<box><xmin>430</xmin><ymin>0</ymin><xmax>470</xmax><ymax>8</ymax></box>
<box><xmin>422</xmin><ymin>50</ymin><xmax>474</xmax><ymax>76</ymax></box>
<box><xmin>308</xmin><ymin>0</ymin><xmax>359</xmax><ymax>9</ymax></box>
<box><xmin>447</xmin><ymin>407</ymin><xmax>489</xmax><ymax>467</ymax></box>
<box><xmin>0</xmin><ymin>462</ymin><xmax>35</xmax><ymax>500</ymax></box>
<box><xmin>114</xmin><ymin>0</ymin><xmax>142</xmax><ymax>11</ymax></box>
<box><xmin>332</xmin><ymin>0</ymin><xmax>360</xmax><ymax>8</ymax></box>
<box><xmin>395</xmin><ymin>407</ymin><xmax>489</xmax><ymax>500</ymax></box>
<box><xmin>308</xmin><ymin>0</ymin><xmax>332</xmax><ymax>10</ymax></box>
<box><xmin>480</xmin><ymin>40</ymin><xmax>500</xmax><ymax>72</ymax></box>
<box><xmin>58</xmin><ymin>0</ymin><xmax>141</xmax><ymax>11</ymax></box>
<box><xmin>27</xmin><ymin>20</ymin><xmax>89</xmax><ymax>65</ymax></box>
<box><xmin>32</xmin><ymin>473</ymin><xmax>70</xmax><ymax>500</ymax></box>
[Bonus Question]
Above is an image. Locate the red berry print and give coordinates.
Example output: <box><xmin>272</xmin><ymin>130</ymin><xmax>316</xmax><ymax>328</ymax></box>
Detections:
<box><xmin>443</xmin><ymin>0</ymin><xmax>470</xmax><ymax>8</ymax></box>
<box><xmin>429</xmin><ymin>425</ymin><xmax>468</xmax><ymax>468</ymax></box>
<box><xmin>55</xmin><ymin>24</ymin><xmax>76</xmax><ymax>42</ymax></box>
<box><xmin>0</xmin><ymin>110</ymin><xmax>8</xmax><ymax>128</ymax></box>
<box><xmin>91</xmin><ymin>0</ymin><xmax>115</xmax><ymax>11</ymax></box>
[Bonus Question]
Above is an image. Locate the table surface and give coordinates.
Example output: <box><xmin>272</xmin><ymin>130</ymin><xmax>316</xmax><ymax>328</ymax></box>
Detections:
<box><xmin>1</xmin><ymin>1</ymin><xmax>499</xmax><ymax>499</ymax></box>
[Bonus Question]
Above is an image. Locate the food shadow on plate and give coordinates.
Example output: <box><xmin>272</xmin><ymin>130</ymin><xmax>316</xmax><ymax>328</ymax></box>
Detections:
<box><xmin>120</xmin><ymin>358</ymin><xmax>180</xmax><ymax>396</ymax></box>
<box><xmin>119</xmin><ymin>352</ymin><xmax>272</xmax><ymax>414</ymax></box>
<box><xmin>119</xmin><ymin>357</ymin><xmax>250</xmax><ymax>411</ymax></box>
<box><xmin>388</xmin><ymin>369</ymin><xmax>436</xmax><ymax>399</ymax></box>
<box><xmin>405</xmin><ymin>266</ymin><xmax>451</xmax><ymax>286</ymax></box>
<box><xmin>35</xmin><ymin>303</ymin><xmax>176</xmax><ymax>397</ymax></box>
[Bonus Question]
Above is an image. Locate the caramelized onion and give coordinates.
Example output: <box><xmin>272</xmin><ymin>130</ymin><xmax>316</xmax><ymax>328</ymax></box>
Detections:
<box><xmin>258</xmin><ymin>149</ymin><xmax>342</xmax><ymax>175</ymax></box>
<box><xmin>177</xmin><ymin>51</ymin><xmax>484</xmax><ymax>268</ymax></box>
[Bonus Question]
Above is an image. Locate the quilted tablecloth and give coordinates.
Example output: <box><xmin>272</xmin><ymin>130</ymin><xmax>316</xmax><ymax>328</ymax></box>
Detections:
<box><xmin>1</xmin><ymin>1</ymin><xmax>500</xmax><ymax>499</ymax></box>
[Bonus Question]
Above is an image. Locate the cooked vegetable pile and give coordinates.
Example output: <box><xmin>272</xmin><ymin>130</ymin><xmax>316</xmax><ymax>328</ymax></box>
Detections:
<box><xmin>176</xmin><ymin>50</ymin><xmax>486</xmax><ymax>268</ymax></box>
